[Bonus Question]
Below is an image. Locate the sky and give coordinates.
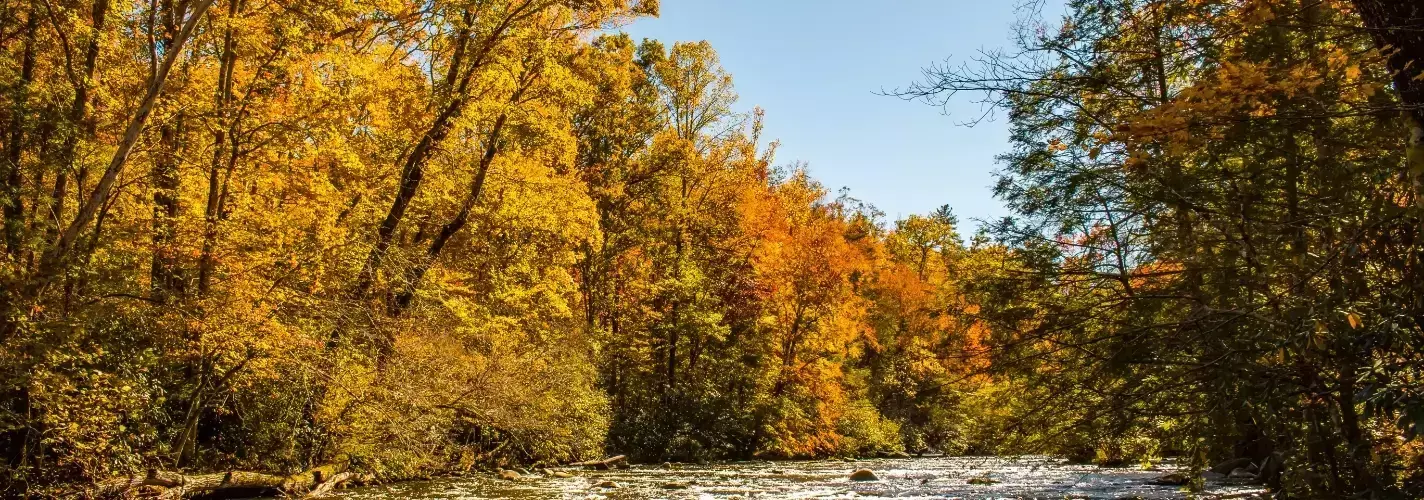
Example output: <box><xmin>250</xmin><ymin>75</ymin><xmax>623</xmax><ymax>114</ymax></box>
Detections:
<box><xmin>622</xmin><ymin>1</ymin><xmax>1056</xmax><ymax>229</ymax></box>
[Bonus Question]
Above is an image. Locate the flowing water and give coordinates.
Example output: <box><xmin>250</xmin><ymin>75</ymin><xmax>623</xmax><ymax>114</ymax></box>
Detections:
<box><xmin>333</xmin><ymin>456</ymin><xmax>1269</xmax><ymax>499</ymax></box>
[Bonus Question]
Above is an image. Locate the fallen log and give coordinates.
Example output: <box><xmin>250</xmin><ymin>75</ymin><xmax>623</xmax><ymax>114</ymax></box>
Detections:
<box><xmin>571</xmin><ymin>455</ymin><xmax>627</xmax><ymax>470</ymax></box>
<box><xmin>158</xmin><ymin>471</ymin><xmax>287</xmax><ymax>499</ymax></box>
<box><xmin>303</xmin><ymin>472</ymin><xmax>356</xmax><ymax>498</ymax></box>
<box><xmin>282</xmin><ymin>463</ymin><xmax>350</xmax><ymax>493</ymax></box>
<box><xmin>94</xmin><ymin>463</ymin><xmax>351</xmax><ymax>499</ymax></box>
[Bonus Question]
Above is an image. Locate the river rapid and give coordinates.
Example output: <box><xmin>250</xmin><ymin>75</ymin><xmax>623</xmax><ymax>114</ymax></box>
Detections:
<box><xmin>332</xmin><ymin>456</ymin><xmax>1269</xmax><ymax>499</ymax></box>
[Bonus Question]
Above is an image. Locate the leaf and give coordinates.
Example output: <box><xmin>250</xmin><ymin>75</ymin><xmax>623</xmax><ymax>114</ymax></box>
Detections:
<box><xmin>1347</xmin><ymin>312</ymin><xmax>1361</xmax><ymax>330</ymax></box>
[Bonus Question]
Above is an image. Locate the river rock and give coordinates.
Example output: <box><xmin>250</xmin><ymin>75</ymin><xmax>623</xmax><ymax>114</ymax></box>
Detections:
<box><xmin>594</xmin><ymin>480</ymin><xmax>619</xmax><ymax>489</ymax></box>
<box><xmin>496</xmin><ymin>469</ymin><xmax>520</xmax><ymax>481</ymax></box>
<box><xmin>1228</xmin><ymin>467</ymin><xmax>1258</xmax><ymax>481</ymax></box>
<box><xmin>1149</xmin><ymin>473</ymin><xmax>1190</xmax><ymax>486</ymax></box>
<box><xmin>1210</xmin><ymin>457</ymin><xmax>1253</xmax><ymax>475</ymax></box>
<box><xmin>661</xmin><ymin>481</ymin><xmax>691</xmax><ymax>489</ymax></box>
<box><xmin>1258</xmin><ymin>451</ymin><xmax>1284</xmax><ymax>486</ymax></box>
<box><xmin>967</xmin><ymin>475</ymin><xmax>999</xmax><ymax>485</ymax></box>
<box><xmin>575</xmin><ymin>455</ymin><xmax>628</xmax><ymax>470</ymax></box>
<box><xmin>849</xmin><ymin>469</ymin><xmax>879</xmax><ymax>481</ymax></box>
<box><xmin>551</xmin><ymin>471</ymin><xmax>573</xmax><ymax>478</ymax></box>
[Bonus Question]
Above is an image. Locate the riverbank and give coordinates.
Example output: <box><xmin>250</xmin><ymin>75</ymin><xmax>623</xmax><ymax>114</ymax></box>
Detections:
<box><xmin>82</xmin><ymin>455</ymin><xmax>1271</xmax><ymax>499</ymax></box>
<box><xmin>326</xmin><ymin>456</ymin><xmax>1269</xmax><ymax>499</ymax></box>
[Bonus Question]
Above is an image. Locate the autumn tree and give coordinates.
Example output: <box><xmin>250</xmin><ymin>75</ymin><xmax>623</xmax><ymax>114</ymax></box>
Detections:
<box><xmin>904</xmin><ymin>0</ymin><xmax>1424</xmax><ymax>494</ymax></box>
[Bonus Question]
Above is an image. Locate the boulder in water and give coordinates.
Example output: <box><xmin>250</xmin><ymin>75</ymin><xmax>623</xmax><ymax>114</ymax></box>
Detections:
<box><xmin>967</xmin><ymin>475</ymin><xmax>999</xmax><ymax>485</ymax></box>
<box><xmin>496</xmin><ymin>469</ymin><xmax>520</xmax><ymax>481</ymax></box>
<box><xmin>1149</xmin><ymin>473</ymin><xmax>1190</xmax><ymax>486</ymax></box>
<box><xmin>661</xmin><ymin>481</ymin><xmax>691</xmax><ymax>489</ymax></box>
<box><xmin>1258</xmin><ymin>451</ymin><xmax>1284</xmax><ymax>487</ymax></box>
<box><xmin>1210</xmin><ymin>457</ymin><xmax>1253</xmax><ymax>475</ymax></box>
<box><xmin>573</xmin><ymin>455</ymin><xmax>627</xmax><ymax>470</ymax></box>
<box><xmin>593</xmin><ymin>480</ymin><xmax>619</xmax><ymax>489</ymax></box>
<box><xmin>551</xmin><ymin>471</ymin><xmax>573</xmax><ymax>478</ymax></box>
<box><xmin>1228</xmin><ymin>467</ymin><xmax>1258</xmax><ymax>481</ymax></box>
<box><xmin>849</xmin><ymin>469</ymin><xmax>879</xmax><ymax>481</ymax></box>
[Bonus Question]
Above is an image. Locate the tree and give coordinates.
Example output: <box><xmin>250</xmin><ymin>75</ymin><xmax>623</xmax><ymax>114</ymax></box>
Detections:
<box><xmin>1351</xmin><ymin>1</ymin><xmax>1424</xmax><ymax>201</ymax></box>
<box><xmin>903</xmin><ymin>0</ymin><xmax>1424</xmax><ymax>494</ymax></box>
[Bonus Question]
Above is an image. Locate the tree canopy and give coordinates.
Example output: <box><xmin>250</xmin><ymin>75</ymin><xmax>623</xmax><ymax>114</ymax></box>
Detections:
<box><xmin>2</xmin><ymin>0</ymin><xmax>1424</xmax><ymax>497</ymax></box>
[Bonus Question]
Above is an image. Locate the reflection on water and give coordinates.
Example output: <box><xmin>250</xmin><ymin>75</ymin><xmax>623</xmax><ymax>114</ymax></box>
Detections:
<box><xmin>334</xmin><ymin>456</ymin><xmax>1268</xmax><ymax>499</ymax></box>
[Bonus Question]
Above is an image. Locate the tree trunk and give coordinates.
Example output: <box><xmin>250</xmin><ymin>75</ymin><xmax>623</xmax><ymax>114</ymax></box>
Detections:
<box><xmin>95</xmin><ymin>463</ymin><xmax>359</xmax><ymax>499</ymax></box>
<box><xmin>151</xmin><ymin>114</ymin><xmax>185</xmax><ymax>303</ymax></box>
<box><xmin>38</xmin><ymin>0</ymin><xmax>214</xmax><ymax>284</ymax></box>
<box><xmin>350</xmin><ymin>5</ymin><xmax>535</xmax><ymax>304</ymax></box>
<box><xmin>351</xmin><ymin>18</ymin><xmax>476</xmax><ymax>300</ymax></box>
<box><xmin>46</xmin><ymin>0</ymin><xmax>110</xmax><ymax>244</ymax></box>
<box><xmin>199</xmin><ymin>0</ymin><xmax>240</xmax><ymax>297</ymax></box>
<box><xmin>3</xmin><ymin>2</ymin><xmax>37</xmax><ymax>256</ymax></box>
<box><xmin>388</xmin><ymin>112</ymin><xmax>509</xmax><ymax>315</ymax></box>
<box><xmin>1351</xmin><ymin>1</ymin><xmax>1424</xmax><ymax>203</ymax></box>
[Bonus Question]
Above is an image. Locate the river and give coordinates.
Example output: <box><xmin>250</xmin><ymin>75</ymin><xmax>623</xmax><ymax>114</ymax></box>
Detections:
<box><xmin>332</xmin><ymin>456</ymin><xmax>1269</xmax><ymax>499</ymax></box>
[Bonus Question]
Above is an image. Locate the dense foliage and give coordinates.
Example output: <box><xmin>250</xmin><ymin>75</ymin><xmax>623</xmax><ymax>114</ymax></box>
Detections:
<box><xmin>0</xmin><ymin>0</ymin><xmax>996</xmax><ymax>494</ymax></box>
<box><xmin>4</xmin><ymin>0</ymin><xmax>1424</xmax><ymax>497</ymax></box>
<box><xmin>901</xmin><ymin>0</ymin><xmax>1424</xmax><ymax>497</ymax></box>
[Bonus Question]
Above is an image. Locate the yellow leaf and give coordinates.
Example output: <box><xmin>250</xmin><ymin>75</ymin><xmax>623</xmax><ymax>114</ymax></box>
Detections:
<box><xmin>1346</xmin><ymin>312</ymin><xmax>1361</xmax><ymax>330</ymax></box>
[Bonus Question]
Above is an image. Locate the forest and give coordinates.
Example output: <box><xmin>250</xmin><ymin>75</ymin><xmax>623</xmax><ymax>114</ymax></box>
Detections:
<box><xmin>1</xmin><ymin>0</ymin><xmax>1422</xmax><ymax>498</ymax></box>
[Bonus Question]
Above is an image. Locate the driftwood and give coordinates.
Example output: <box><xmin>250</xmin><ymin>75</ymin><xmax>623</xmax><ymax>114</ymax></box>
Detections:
<box><xmin>302</xmin><ymin>472</ymin><xmax>356</xmax><ymax>498</ymax></box>
<box><xmin>94</xmin><ymin>463</ymin><xmax>358</xmax><ymax>499</ymax></box>
<box><xmin>571</xmin><ymin>455</ymin><xmax>627</xmax><ymax>470</ymax></box>
<box><xmin>159</xmin><ymin>471</ymin><xmax>287</xmax><ymax>499</ymax></box>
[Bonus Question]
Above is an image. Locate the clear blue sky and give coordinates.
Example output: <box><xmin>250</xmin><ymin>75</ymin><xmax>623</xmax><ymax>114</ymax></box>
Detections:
<box><xmin>622</xmin><ymin>1</ymin><xmax>1057</xmax><ymax>229</ymax></box>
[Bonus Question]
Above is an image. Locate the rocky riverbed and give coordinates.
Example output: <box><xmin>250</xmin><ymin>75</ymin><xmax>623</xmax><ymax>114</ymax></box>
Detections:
<box><xmin>333</xmin><ymin>456</ymin><xmax>1269</xmax><ymax>499</ymax></box>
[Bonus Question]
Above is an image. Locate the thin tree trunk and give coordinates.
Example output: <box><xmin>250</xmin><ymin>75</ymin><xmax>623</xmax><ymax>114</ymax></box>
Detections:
<box><xmin>148</xmin><ymin>0</ymin><xmax>188</xmax><ymax>303</ymax></box>
<box><xmin>352</xmin><ymin>14</ymin><xmax>476</xmax><ymax>299</ymax></box>
<box><xmin>46</xmin><ymin>0</ymin><xmax>110</xmax><ymax>244</ymax></box>
<box><xmin>3</xmin><ymin>3</ymin><xmax>37</xmax><ymax>256</ymax></box>
<box><xmin>151</xmin><ymin>113</ymin><xmax>185</xmax><ymax>303</ymax></box>
<box><xmin>1335</xmin><ymin>367</ymin><xmax>1379</xmax><ymax>495</ymax></box>
<box><xmin>350</xmin><ymin>4</ymin><xmax>536</xmax><ymax>302</ymax></box>
<box><xmin>199</xmin><ymin>0</ymin><xmax>239</xmax><ymax>297</ymax></box>
<box><xmin>171</xmin><ymin>360</ymin><xmax>208</xmax><ymax>466</ymax></box>
<box><xmin>37</xmin><ymin>0</ymin><xmax>214</xmax><ymax>283</ymax></box>
<box><xmin>387</xmin><ymin>61</ymin><xmax>539</xmax><ymax>314</ymax></box>
<box><xmin>388</xmin><ymin>112</ymin><xmax>509</xmax><ymax>315</ymax></box>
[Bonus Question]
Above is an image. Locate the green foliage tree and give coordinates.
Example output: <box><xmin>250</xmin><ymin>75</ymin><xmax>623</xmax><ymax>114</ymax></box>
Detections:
<box><xmin>900</xmin><ymin>0</ymin><xmax>1424</xmax><ymax>495</ymax></box>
